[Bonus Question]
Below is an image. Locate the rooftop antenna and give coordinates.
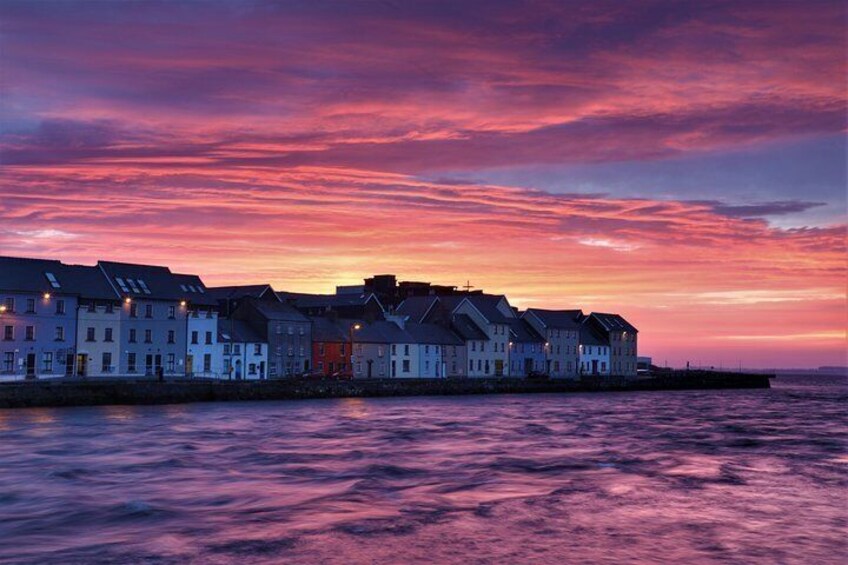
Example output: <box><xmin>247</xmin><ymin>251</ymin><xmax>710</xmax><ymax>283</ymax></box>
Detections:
<box><xmin>462</xmin><ymin>280</ymin><xmax>474</xmax><ymax>292</ymax></box>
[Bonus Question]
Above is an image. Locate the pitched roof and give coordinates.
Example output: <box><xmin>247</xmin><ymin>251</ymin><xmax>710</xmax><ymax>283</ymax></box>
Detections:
<box><xmin>395</xmin><ymin>296</ymin><xmax>439</xmax><ymax>323</ymax></box>
<box><xmin>173</xmin><ymin>273</ymin><xmax>217</xmax><ymax>306</ymax></box>
<box><xmin>524</xmin><ymin>308</ymin><xmax>584</xmax><ymax>330</ymax></box>
<box><xmin>450</xmin><ymin>313</ymin><xmax>489</xmax><ymax>341</ymax></box>
<box><xmin>280</xmin><ymin>292</ymin><xmax>383</xmax><ymax>311</ymax></box>
<box><xmin>588</xmin><ymin>312</ymin><xmax>638</xmax><ymax>333</ymax></box>
<box><xmin>97</xmin><ymin>260</ymin><xmax>192</xmax><ymax>301</ymax></box>
<box><xmin>405</xmin><ymin>322</ymin><xmax>464</xmax><ymax>345</ymax></box>
<box><xmin>310</xmin><ymin>317</ymin><xmax>362</xmax><ymax>342</ymax></box>
<box><xmin>248</xmin><ymin>298</ymin><xmax>310</xmax><ymax>322</ymax></box>
<box><xmin>442</xmin><ymin>294</ymin><xmax>514</xmax><ymax>324</ymax></box>
<box><xmin>508</xmin><ymin>318</ymin><xmax>546</xmax><ymax>343</ymax></box>
<box><xmin>217</xmin><ymin>318</ymin><xmax>264</xmax><ymax>344</ymax></box>
<box><xmin>0</xmin><ymin>256</ymin><xmax>118</xmax><ymax>300</ymax></box>
<box><xmin>352</xmin><ymin>320</ymin><xmax>414</xmax><ymax>344</ymax></box>
<box><xmin>207</xmin><ymin>284</ymin><xmax>276</xmax><ymax>301</ymax></box>
<box><xmin>579</xmin><ymin>321</ymin><xmax>609</xmax><ymax>347</ymax></box>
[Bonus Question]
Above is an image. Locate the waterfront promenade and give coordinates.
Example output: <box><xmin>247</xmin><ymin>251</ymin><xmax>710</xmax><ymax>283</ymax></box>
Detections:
<box><xmin>0</xmin><ymin>371</ymin><xmax>770</xmax><ymax>409</ymax></box>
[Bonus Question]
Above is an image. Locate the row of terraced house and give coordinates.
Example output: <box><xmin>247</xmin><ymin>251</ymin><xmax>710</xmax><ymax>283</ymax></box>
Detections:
<box><xmin>0</xmin><ymin>258</ymin><xmax>638</xmax><ymax>380</ymax></box>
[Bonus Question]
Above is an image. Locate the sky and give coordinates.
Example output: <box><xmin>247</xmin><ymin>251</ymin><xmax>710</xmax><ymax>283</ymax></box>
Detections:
<box><xmin>0</xmin><ymin>0</ymin><xmax>845</xmax><ymax>368</ymax></box>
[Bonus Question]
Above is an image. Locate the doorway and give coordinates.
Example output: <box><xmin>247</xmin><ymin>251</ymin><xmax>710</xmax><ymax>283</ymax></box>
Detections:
<box><xmin>76</xmin><ymin>354</ymin><xmax>88</xmax><ymax>377</ymax></box>
<box><xmin>25</xmin><ymin>353</ymin><xmax>36</xmax><ymax>378</ymax></box>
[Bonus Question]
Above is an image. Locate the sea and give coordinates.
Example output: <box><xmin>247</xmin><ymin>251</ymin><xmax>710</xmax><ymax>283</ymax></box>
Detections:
<box><xmin>0</xmin><ymin>374</ymin><xmax>845</xmax><ymax>564</ymax></box>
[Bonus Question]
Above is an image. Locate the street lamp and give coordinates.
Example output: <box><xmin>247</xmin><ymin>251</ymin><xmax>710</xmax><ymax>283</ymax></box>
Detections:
<box><xmin>349</xmin><ymin>323</ymin><xmax>361</xmax><ymax>377</ymax></box>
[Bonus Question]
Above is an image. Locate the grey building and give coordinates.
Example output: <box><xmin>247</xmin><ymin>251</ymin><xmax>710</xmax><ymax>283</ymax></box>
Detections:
<box><xmin>97</xmin><ymin>261</ymin><xmax>196</xmax><ymax>377</ymax></box>
<box><xmin>522</xmin><ymin>309</ymin><xmax>583</xmax><ymax>378</ymax></box>
<box><xmin>508</xmin><ymin>317</ymin><xmax>547</xmax><ymax>377</ymax></box>
<box><xmin>0</xmin><ymin>257</ymin><xmax>116</xmax><ymax>379</ymax></box>
<box><xmin>583</xmin><ymin>313</ymin><xmax>639</xmax><ymax>377</ymax></box>
<box><xmin>232</xmin><ymin>297</ymin><xmax>312</xmax><ymax>377</ymax></box>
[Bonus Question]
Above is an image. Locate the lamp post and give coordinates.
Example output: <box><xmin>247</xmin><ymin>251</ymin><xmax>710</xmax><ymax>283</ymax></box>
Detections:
<box><xmin>349</xmin><ymin>323</ymin><xmax>361</xmax><ymax>377</ymax></box>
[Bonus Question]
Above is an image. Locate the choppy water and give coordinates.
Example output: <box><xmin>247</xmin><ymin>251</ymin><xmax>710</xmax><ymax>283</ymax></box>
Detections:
<box><xmin>0</xmin><ymin>375</ymin><xmax>845</xmax><ymax>564</ymax></box>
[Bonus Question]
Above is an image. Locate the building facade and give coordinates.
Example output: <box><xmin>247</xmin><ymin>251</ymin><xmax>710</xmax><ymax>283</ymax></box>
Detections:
<box><xmin>522</xmin><ymin>309</ymin><xmax>583</xmax><ymax>379</ymax></box>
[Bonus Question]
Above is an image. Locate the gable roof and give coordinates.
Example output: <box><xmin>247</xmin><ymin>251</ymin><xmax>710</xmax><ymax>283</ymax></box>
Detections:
<box><xmin>280</xmin><ymin>292</ymin><xmax>384</xmax><ymax>312</ymax></box>
<box><xmin>508</xmin><ymin>318</ymin><xmax>546</xmax><ymax>343</ymax></box>
<box><xmin>587</xmin><ymin>312</ymin><xmax>638</xmax><ymax>333</ymax></box>
<box><xmin>207</xmin><ymin>284</ymin><xmax>277</xmax><ymax>301</ymax></box>
<box><xmin>218</xmin><ymin>318</ymin><xmax>264</xmax><ymax>344</ymax></box>
<box><xmin>173</xmin><ymin>273</ymin><xmax>217</xmax><ymax>306</ymax></box>
<box><xmin>310</xmin><ymin>317</ymin><xmax>362</xmax><ymax>342</ymax></box>
<box><xmin>405</xmin><ymin>322</ymin><xmax>464</xmax><ymax>345</ymax></box>
<box><xmin>352</xmin><ymin>320</ymin><xmax>414</xmax><ymax>344</ymax></box>
<box><xmin>245</xmin><ymin>297</ymin><xmax>310</xmax><ymax>323</ymax></box>
<box><xmin>0</xmin><ymin>256</ymin><xmax>118</xmax><ymax>300</ymax></box>
<box><xmin>442</xmin><ymin>294</ymin><xmax>514</xmax><ymax>324</ymax></box>
<box><xmin>97</xmin><ymin>260</ymin><xmax>193</xmax><ymax>301</ymax></box>
<box><xmin>524</xmin><ymin>308</ymin><xmax>584</xmax><ymax>330</ymax></box>
<box><xmin>579</xmin><ymin>321</ymin><xmax>609</xmax><ymax>347</ymax></box>
<box><xmin>450</xmin><ymin>313</ymin><xmax>489</xmax><ymax>341</ymax></box>
<box><xmin>395</xmin><ymin>296</ymin><xmax>439</xmax><ymax>323</ymax></box>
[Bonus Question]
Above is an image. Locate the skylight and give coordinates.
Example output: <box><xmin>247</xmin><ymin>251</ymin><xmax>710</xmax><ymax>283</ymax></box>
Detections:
<box><xmin>115</xmin><ymin>277</ymin><xmax>130</xmax><ymax>293</ymax></box>
<box><xmin>138</xmin><ymin>279</ymin><xmax>152</xmax><ymax>294</ymax></box>
<box><xmin>126</xmin><ymin>279</ymin><xmax>141</xmax><ymax>294</ymax></box>
<box><xmin>44</xmin><ymin>272</ymin><xmax>61</xmax><ymax>289</ymax></box>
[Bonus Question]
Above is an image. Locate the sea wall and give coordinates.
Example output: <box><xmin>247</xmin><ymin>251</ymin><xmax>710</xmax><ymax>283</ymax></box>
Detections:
<box><xmin>0</xmin><ymin>371</ymin><xmax>770</xmax><ymax>409</ymax></box>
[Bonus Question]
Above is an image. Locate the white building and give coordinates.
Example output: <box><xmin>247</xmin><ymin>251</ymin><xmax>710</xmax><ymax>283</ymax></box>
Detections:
<box><xmin>218</xmin><ymin>318</ymin><xmax>268</xmax><ymax>380</ymax></box>
<box><xmin>579</xmin><ymin>322</ymin><xmax>610</xmax><ymax>376</ymax></box>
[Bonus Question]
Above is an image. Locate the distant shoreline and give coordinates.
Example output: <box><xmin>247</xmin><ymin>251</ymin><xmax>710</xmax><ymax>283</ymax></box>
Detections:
<box><xmin>0</xmin><ymin>371</ymin><xmax>771</xmax><ymax>409</ymax></box>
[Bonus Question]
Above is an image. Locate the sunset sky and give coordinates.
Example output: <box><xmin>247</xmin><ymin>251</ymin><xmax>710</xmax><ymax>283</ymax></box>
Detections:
<box><xmin>1</xmin><ymin>1</ymin><xmax>845</xmax><ymax>368</ymax></box>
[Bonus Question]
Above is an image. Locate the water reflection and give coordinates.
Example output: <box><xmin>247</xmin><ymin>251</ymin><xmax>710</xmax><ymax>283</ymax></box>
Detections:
<box><xmin>0</xmin><ymin>375</ymin><xmax>844</xmax><ymax>564</ymax></box>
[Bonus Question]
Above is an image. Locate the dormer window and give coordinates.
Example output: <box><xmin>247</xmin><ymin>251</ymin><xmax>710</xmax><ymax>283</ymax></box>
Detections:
<box><xmin>45</xmin><ymin>272</ymin><xmax>61</xmax><ymax>289</ymax></box>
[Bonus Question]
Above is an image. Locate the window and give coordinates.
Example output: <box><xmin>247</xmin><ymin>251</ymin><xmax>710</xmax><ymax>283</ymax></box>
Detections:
<box><xmin>42</xmin><ymin>352</ymin><xmax>53</xmax><ymax>373</ymax></box>
<box><xmin>167</xmin><ymin>354</ymin><xmax>175</xmax><ymax>372</ymax></box>
<box><xmin>102</xmin><ymin>352</ymin><xmax>112</xmax><ymax>373</ymax></box>
<box><xmin>167</xmin><ymin>330</ymin><xmax>175</xmax><ymax>344</ymax></box>
<box><xmin>254</xmin><ymin>344</ymin><xmax>261</xmax><ymax>355</ymax></box>
<box><xmin>126</xmin><ymin>353</ymin><xmax>136</xmax><ymax>373</ymax></box>
<box><xmin>55</xmin><ymin>326</ymin><xmax>64</xmax><ymax>341</ymax></box>
<box><xmin>425</xmin><ymin>360</ymin><xmax>430</xmax><ymax>372</ymax></box>
<box><xmin>25</xmin><ymin>326</ymin><xmax>34</xmax><ymax>341</ymax></box>
<box><xmin>318</xmin><ymin>361</ymin><xmax>324</xmax><ymax>372</ymax></box>
<box><xmin>129</xmin><ymin>329</ymin><xmax>137</xmax><ymax>343</ymax></box>
<box><xmin>145</xmin><ymin>304</ymin><xmax>153</xmax><ymax>318</ymax></box>
<box><xmin>3</xmin><ymin>298</ymin><xmax>14</xmax><ymax>312</ymax></box>
<box><xmin>45</xmin><ymin>272</ymin><xmax>61</xmax><ymax>288</ymax></box>
<box><xmin>391</xmin><ymin>344</ymin><xmax>396</xmax><ymax>355</ymax></box>
<box><xmin>481</xmin><ymin>342</ymin><xmax>485</xmax><ymax>352</ymax></box>
<box><xmin>318</xmin><ymin>343</ymin><xmax>325</xmax><ymax>356</ymax></box>
<box><xmin>86</xmin><ymin>327</ymin><xmax>96</xmax><ymax>342</ymax></box>
<box><xmin>378</xmin><ymin>346</ymin><xmax>384</xmax><ymax>357</ymax></box>
<box><xmin>425</xmin><ymin>345</ymin><xmax>430</xmax><ymax>354</ymax></box>
<box><xmin>404</xmin><ymin>344</ymin><xmax>409</xmax><ymax>356</ymax></box>
<box><xmin>3</xmin><ymin>352</ymin><xmax>14</xmax><ymax>372</ymax></box>
<box><xmin>144</xmin><ymin>329</ymin><xmax>152</xmax><ymax>343</ymax></box>
<box><xmin>485</xmin><ymin>360</ymin><xmax>490</xmax><ymax>374</ymax></box>
<box><xmin>471</xmin><ymin>342</ymin><xmax>476</xmax><ymax>351</ymax></box>
<box><xmin>287</xmin><ymin>326</ymin><xmax>293</xmax><ymax>335</ymax></box>
<box><xmin>26</xmin><ymin>298</ymin><xmax>35</xmax><ymax>313</ymax></box>
<box><xmin>191</xmin><ymin>331</ymin><xmax>198</xmax><ymax>345</ymax></box>
<box><xmin>249</xmin><ymin>363</ymin><xmax>256</xmax><ymax>375</ymax></box>
<box><xmin>402</xmin><ymin>359</ymin><xmax>410</xmax><ymax>373</ymax></box>
<box><xmin>223</xmin><ymin>344</ymin><xmax>230</xmax><ymax>355</ymax></box>
<box><xmin>138</xmin><ymin>280</ymin><xmax>151</xmax><ymax>294</ymax></box>
<box><xmin>234</xmin><ymin>344</ymin><xmax>241</xmax><ymax>355</ymax></box>
<box><xmin>130</xmin><ymin>303</ymin><xmax>138</xmax><ymax>318</ymax></box>
<box><xmin>168</xmin><ymin>306</ymin><xmax>175</xmax><ymax>319</ymax></box>
<box><xmin>115</xmin><ymin>278</ymin><xmax>130</xmax><ymax>293</ymax></box>
<box><xmin>127</xmin><ymin>279</ymin><xmax>141</xmax><ymax>294</ymax></box>
<box><xmin>105</xmin><ymin>327</ymin><xmax>113</xmax><ymax>342</ymax></box>
<box><xmin>56</xmin><ymin>299</ymin><xmax>65</xmax><ymax>314</ymax></box>
<box><xmin>205</xmin><ymin>332</ymin><xmax>213</xmax><ymax>345</ymax></box>
<box><xmin>203</xmin><ymin>354</ymin><xmax>211</xmax><ymax>372</ymax></box>
<box><xmin>106</xmin><ymin>303</ymin><xmax>114</xmax><ymax>314</ymax></box>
